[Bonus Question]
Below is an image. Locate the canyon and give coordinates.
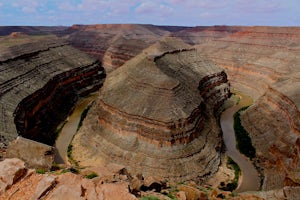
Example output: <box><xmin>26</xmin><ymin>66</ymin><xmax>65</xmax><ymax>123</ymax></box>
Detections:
<box><xmin>0</xmin><ymin>25</ymin><xmax>299</xmax><ymax>199</ymax></box>
<box><xmin>65</xmin><ymin>25</ymin><xmax>300</xmax><ymax>191</ymax></box>
<box><xmin>0</xmin><ymin>33</ymin><xmax>105</xmax><ymax>148</ymax></box>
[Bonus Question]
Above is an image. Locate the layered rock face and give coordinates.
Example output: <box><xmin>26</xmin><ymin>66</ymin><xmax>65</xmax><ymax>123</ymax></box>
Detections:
<box><xmin>177</xmin><ymin>26</ymin><xmax>300</xmax><ymax>189</ymax></box>
<box><xmin>241</xmin><ymin>81</ymin><xmax>300</xmax><ymax>190</ymax></box>
<box><xmin>72</xmin><ymin>39</ymin><xmax>230</xmax><ymax>182</ymax></box>
<box><xmin>66</xmin><ymin>24</ymin><xmax>299</xmax><ymax>189</ymax></box>
<box><xmin>64</xmin><ymin>24</ymin><xmax>189</xmax><ymax>72</ymax></box>
<box><xmin>0</xmin><ymin>36</ymin><xmax>105</xmax><ymax>147</ymax></box>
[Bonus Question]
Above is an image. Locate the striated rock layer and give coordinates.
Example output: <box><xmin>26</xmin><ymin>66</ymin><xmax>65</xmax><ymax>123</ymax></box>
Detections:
<box><xmin>64</xmin><ymin>24</ymin><xmax>189</xmax><ymax>72</ymax></box>
<box><xmin>0</xmin><ymin>36</ymin><xmax>105</xmax><ymax>147</ymax></box>
<box><xmin>67</xmin><ymin>25</ymin><xmax>300</xmax><ymax>188</ymax></box>
<box><xmin>72</xmin><ymin>39</ymin><xmax>230</xmax><ymax>182</ymax></box>
<box><xmin>176</xmin><ymin>26</ymin><xmax>300</xmax><ymax>189</ymax></box>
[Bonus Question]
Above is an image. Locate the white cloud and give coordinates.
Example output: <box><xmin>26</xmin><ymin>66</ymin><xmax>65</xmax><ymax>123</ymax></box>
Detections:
<box><xmin>58</xmin><ymin>2</ymin><xmax>77</xmax><ymax>11</ymax></box>
<box><xmin>58</xmin><ymin>0</ymin><xmax>110</xmax><ymax>12</ymax></box>
<box><xmin>135</xmin><ymin>1</ymin><xmax>173</xmax><ymax>16</ymax></box>
<box><xmin>135</xmin><ymin>2</ymin><xmax>156</xmax><ymax>13</ymax></box>
<box><xmin>10</xmin><ymin>0</ymin><xmax>41</xmax><ymax>13</ymax></box>
<box><xmin>77</xmin><ymin>0</ymin><xmax>109</xmax><ymax>11</ymax></box>
<box><xmin>235</xmin><ymin>0</ymin><xmax>283</xmax><ymax>13</ymax></box>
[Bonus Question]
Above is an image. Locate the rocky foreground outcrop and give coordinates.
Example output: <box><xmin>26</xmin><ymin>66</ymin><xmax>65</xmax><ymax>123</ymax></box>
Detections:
<box><xmin>0</xmin><ymin>158</ymin><xmax>137</xmax><ymax>200</ymax></box>
<box><xmin>71</xmin><ymin>38</ymin><xmax>230</xmax><ymax>183</ymax></box>
<box><xmin>0</xmin><ymin>35</ymin><xmax>105</xmax><ymax>148</ymax></box>
<box><xmin>1</xmin><ymin>158</ymin><xmax>299</xmax><ymax>200</ymax></box>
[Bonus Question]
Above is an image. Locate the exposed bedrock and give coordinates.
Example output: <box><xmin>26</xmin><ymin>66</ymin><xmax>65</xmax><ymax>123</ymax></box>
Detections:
<box><xmin>183</xmin><ymin>26</ymin><xmax>300</xmax><ymax>189</ymax></box>
<box><xmin>66</xmin><ymin>25</ymin><xmax>300</xmax><ymax>187</ymax></box>
<box><xmin>0</xmin><ymin>36</ymin><xmax>105</xmax><ymax>147</ymax></box>
<box><xmin>72</xmin><ymin>40</ymin><xmax>230</xmax><ymax>182</ymax></box>
<box><xmin>64</xmin><ymin>24</ymin><xmax>189</xmax><ymax>72</ymax></box>
<box><xmin>241</xmin><ymin>81</ymin><xmax>300</xmax><ymax>190</ymax></box>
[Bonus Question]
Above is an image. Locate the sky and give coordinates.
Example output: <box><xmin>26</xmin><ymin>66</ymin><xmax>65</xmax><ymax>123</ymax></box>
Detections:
<box><xmin>0</xmin><ymin>0</ymin><xmax>299</xmax><ymax>27</ymax></box>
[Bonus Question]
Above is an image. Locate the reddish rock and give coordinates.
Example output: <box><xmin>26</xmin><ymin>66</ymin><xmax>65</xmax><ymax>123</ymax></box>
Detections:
<box><xmin>96</xmin><ymin>183</ymin><xmax>138</xmax><ymax>200</ymax></box>
<box><xmin>0</xmin><ymin>158</ymin><xmax>26</xmax><ymax>194</ymax></box>
<box><xmin>6</xmin><ymin>137</ymin><xmax>54</xmax><ymax>170</ymax></box>
<box><xmin>177</xmin><ymin>185</ymin><xmax>208</xmax><ymax>200</ymax></box>
<box><xmin>9</xmin><ymin>32</ymin><xmax>27</xmax><ymax>37</ymax></box>
<box><xmin>31</xmin><ymin>175</ymin><xmax>57</xmax><ymax>199</ymax></box>
<box><xmin>176</xmin><ymin>191</ymin><xmax>187</xmax><ymax>200</ymax></box>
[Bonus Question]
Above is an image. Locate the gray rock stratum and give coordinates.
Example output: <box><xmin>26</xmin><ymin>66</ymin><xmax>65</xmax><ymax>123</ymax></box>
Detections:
<box><xmin>0</xmin><ymin>35</ymin><xmax>105</xmax><ymax>148</ymax></box>
<box><xmin>71</xmin><ymin>38</ymin><xmax>230</xmax><ymax>183</ymax></box>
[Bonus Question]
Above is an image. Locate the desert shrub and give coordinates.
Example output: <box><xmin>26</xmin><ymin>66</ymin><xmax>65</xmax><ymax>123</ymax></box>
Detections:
<box><xmin>61</xmin><ymin>167</ymin><xmax>79</xmax><ymax>174</ymax></box>
<box><xmin>36</xmin><ymin>168</ymin><xmax>46</xmax><ymax>174</ymax></box>
<box><xmin>85</xmin><ymin>172</ymin><xmax>98</xmax><ymax>179</ymax></box>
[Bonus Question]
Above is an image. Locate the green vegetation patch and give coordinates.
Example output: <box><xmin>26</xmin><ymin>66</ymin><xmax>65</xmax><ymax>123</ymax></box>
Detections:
<box><xmin>85</xmin><ymin>172</ymin><xmax>98</xmax><ymax>179</ymax></box>
<box><xmin>233</xmin><ymin>106</ymin><xmax>256</xmax><ymax>159</ymax></box>
<box><xmin>36</xmin><ymin>168</ymin><xmax>46</xmax><ymax>174</ymax></box>
<box><xmin>67</xmin><ymin>144</ymin><xmax>79</xmax><ymax>167</ymax></box>
<box><xmin>61</xmin><ymin>167</ymin><xmax>80</xmax><ymax>174</ymax></box>
<box><xmin>77</xmin><ymin>104</ymin><xmax>92</xmax><ymax>131</ymax></box>
<box><xmin>219</xmin><ymin>157</ymin><xmax>241</xmax><ymax>191</ymax></box>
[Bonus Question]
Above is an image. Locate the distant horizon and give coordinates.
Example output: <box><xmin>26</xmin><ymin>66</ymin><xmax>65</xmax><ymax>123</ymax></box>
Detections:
<box><xmin>1</xmin><ymin>1</ymin><xmax>299</xmax><ymax>27</ymax></box>
<box><xmin>1</xmin><ymin>23</ymin><xmax>300</xmax><ymax>28</ymax></box>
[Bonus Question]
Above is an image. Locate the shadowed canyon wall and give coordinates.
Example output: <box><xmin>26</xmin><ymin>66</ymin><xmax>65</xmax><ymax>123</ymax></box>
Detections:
<box><xmin>0</xmin><ymin>36</ymin><xmax>105</xmax><ymax>147</ymax></box>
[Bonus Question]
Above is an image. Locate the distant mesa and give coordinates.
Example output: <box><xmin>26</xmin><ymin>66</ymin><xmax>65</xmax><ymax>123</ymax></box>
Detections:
<box><xmin>9</xmin><ymin>32</ymin><xmax>28</xmax><ymax>38</ymax></box>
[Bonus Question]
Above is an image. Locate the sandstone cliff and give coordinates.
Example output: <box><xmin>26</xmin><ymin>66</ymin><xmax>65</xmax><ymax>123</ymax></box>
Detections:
<box><xmin>0</xmin><ymin>35</ymin><xmax>105</xmax><ymax>148</ymax></box>
<box><xmin>71</xmin><ymin>38</ymin><xmax>230</xmax><ymax>183</ymax></box>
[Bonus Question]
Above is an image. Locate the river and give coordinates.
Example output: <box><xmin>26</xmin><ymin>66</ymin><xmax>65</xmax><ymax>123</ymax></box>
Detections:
<box><xmin>220</xmin><ymin>92</ymin><xmax>260</xmax><ymax>192</ymax></box>
<box><xmin>54</xmin><ymin>94</ymin><xmax>97</xmax><ymax>164</ymax></box>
